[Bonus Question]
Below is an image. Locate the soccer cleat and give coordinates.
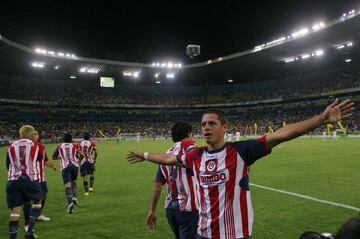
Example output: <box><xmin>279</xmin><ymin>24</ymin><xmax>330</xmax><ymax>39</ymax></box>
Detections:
<box><xmin>89</xmin><ymin>187</ymin><xmax>94</xmax><ymax>192</ymax></box>
<box><xmin>24</xmin><ymin>225</ymin><xmax>29</xmax><ymax>232</ymax></box>
<box><xmin>67</xmin><ymin>202</ymin><xmax>75</xmax><ymax>214</ymax></box>
<box><xmin>25</xmin><ymin>232</ymin><xmax>39</xmax><ymax>239</ymax></box>
<box><xmin>72</xmin><ymin>197</ymin><xmax>78</xmax><ymax>205</ymax></box>
<box><xmin>84</xmin><ymin>192</ymin><xmax>89</xmax><ymax>196</ymax></box>
<box><xmin>37</xmin><ymin>214</ymin><xmax>51</xmax><ymax>221</ymax></box>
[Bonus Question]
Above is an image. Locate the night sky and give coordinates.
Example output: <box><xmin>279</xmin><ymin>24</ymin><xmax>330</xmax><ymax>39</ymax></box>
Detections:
<box><xmin>1</xmin><ymin>0</ymin><xmax>358</xmax><ymax>63</ymax></box>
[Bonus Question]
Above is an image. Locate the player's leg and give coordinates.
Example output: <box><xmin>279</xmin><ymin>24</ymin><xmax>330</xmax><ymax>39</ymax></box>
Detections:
<box><xmin>21</xmin><ymin>176</ymin><xmax>42</xmax><ymax>238</ymax></box>
<box><xmin>9</xmin><ymin>206</ymin><xmax>21</xmax><ymax>239</ymax></box>
<box><xmin>7</xmin><ymin>179</ymin><xmax>22</xmax><ymax>239</ymax></box>
<box><xmin>89</xmin><ymin>163</ymin><xmax>95</xmax><ymax>192</ymax></box>
<box><xmin>165</xmin><ymin>208</ymin><xmax>180</xmax><ymax>239</ymax></box>
<box><xmin>23</xmin><ymin>202</ymin><xmax>31</xmax><ymax>230</ymax></box>
<box><xmin>178</xmin><ymin>210</ymin><xmax>199</xmax><ymax>239</ymax></box>
<box><xmin>62</xmin><ymin>168</ymin><xmax>75</xmax><ymax>213</ymax></box>
<box><xmin>70</xmin><ymin>166</ymin><xmax>79</xmax><ymax>205</ymax></box>
<box><xmin>37</xmin><ymin>181</ymin><xmax>50</xmax><ymax>221</ymax></box>
<box><xmin>81</xmin><ymin>163</ymin><xmax>90</xmax><ymax>195</ymax></box>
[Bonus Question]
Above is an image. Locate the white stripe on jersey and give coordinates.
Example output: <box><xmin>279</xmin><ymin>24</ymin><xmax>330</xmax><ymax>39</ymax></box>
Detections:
<box><xmin>233</xmin><ymin>153</ymin><xmax>244</xmax><ymax>237</ymax></box>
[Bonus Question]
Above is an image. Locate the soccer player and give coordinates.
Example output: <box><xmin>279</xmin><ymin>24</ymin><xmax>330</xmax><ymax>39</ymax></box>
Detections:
<box><xmin>146</xmin><ymin>122</ymin><xmax>198</xmax><ymax>239</ymax></box>
<box><xmin>236</xmin><ymin>131</ymin><xmax>241</xmax><ymax>141</ymax></box>
<box><xmin>23</xmin><ymin>131</ymin><xmax>56</xmax><ymax>230</ymax></box>
<box><xmin>322</xmin><ymin>130</ymin><xmax>327</xmax><ymax>141</ymax></box>
<box><xmin>79</xmin><ymin>132</ymin><xmax>98</xmax><ymax>195</ymax></box>
<box><xmin>227</xmin><ymin>132</ymin><xmax>233</xmax><ymax>142</ymax></box>
<box><xmin>127</xmin><ymin>99</ymin><xmax>354</xmax><ymax>239</ymax></box>
<box><xmin>52</xmin><ymin>133</ymin><xmax>83</xmax><ymax>214</ymax></box>
<box><xmin>6</xmin><ymin>125</ymin><xmax>45</xmax><ymax>239</ymax></box>
<box><xmin>332</xmin><ymin>130</ymin><xmax>338</xmax><ymax>140</ymax></box>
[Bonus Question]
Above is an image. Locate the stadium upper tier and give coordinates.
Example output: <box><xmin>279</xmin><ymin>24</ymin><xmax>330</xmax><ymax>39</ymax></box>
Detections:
<box><xmin>1</xmin><ymin>64</ymin><xmax>360</xmax><ymax>107</ymax></box>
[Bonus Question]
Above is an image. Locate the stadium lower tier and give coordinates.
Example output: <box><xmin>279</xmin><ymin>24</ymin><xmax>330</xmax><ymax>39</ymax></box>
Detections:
<box><xmin>1</xmin><ymin>100</ymin><xmax>358</xmax><ymax>140</ymax></box>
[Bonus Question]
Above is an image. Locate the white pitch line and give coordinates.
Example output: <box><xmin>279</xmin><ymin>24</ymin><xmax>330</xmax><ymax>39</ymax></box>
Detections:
<box><xmin>250</xmin><ymin>183</ymin><xmax>360</xmax><ymax>212</ymax></box>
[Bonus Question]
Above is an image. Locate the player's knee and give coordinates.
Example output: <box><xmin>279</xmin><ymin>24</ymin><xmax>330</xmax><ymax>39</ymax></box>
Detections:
<box><xmin>10</xmin><ymin>212</ymin><xmax>21</xmax><ymax>221</ymax></box>
<box><xmin>32</xmin><ymin>203</ymin><xmax>42</xmax><ymax>209</ymax></box>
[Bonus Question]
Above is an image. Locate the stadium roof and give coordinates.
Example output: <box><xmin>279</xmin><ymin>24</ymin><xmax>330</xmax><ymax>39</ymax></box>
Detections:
<box><xmin>1</xmin><ymin>1</ymin><xmax>360</xmax><ymax>85</ymax></box>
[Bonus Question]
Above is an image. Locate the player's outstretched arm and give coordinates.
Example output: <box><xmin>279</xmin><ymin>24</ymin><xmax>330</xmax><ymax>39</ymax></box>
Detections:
<box><xmin>146</xmin><ymin>183</ymin><xmax>163</xmax><ymax>230</ymax></box>
<box><xmin>126</xmin><ymin>151</ymin><xmax>180</xmax><ymax>166</ymax></box>
<box><xmin>266</xmin><ymin>99</ymin><xmax>354</xmax><ymax>148</ymax></box>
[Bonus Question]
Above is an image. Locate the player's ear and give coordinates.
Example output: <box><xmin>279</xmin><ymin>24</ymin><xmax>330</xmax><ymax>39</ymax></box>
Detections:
<box><xmin>222</xmin><ymin>123</ymin><xmax>229</xmax><ymax>133</ymax></box>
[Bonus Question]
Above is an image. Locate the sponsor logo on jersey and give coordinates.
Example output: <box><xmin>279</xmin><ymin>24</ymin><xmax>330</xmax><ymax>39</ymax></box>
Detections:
<box><xmin>200</xmin><ymin>168</ymin><xmax>229</xmax><ymax>186</ymax></box>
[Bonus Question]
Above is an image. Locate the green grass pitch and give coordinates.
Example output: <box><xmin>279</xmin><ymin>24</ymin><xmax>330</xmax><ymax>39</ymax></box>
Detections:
<box><xmin>0</xmin><ymin>138</ymin><xmax>359</xmax><ymax>238</ymax></box>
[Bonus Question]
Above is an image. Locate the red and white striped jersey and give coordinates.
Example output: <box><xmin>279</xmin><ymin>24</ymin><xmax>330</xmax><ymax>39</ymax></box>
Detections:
<box><xmin>37</xmin><ymin>152</ymin><xmax>49</xmax><ymax>183</ymax></box>
<box><xmin>53</xmin><ymin>143</ymin><xmax>79</xmax><ymax>170</ymax></box>
<box><xmin>156</xmin><ymin>139</ymin><xmax>198</xmax><ymax>212</ymax></box>
<box><xmin>78</xmin><ymin>140</ymin><xmax>96</xmax><ymax>165</ymax></box>
<box><xmin>177</xmin><ymin>136</ymin><xmax>271</xmax><ymax>239</ymax></box>
<box><xmin>7</xmin><ymin>138</ymin><xmax>45</xmax><ymax>181</ymax></box>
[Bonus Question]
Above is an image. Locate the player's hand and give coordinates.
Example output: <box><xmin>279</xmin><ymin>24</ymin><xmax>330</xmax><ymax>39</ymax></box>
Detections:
<box><xmin>146</xmin><ymin>211</ymin><xmax>157</xmax><ymax>230</ymax></box>
<box><xmin>321</xmin><ymin>99</ymin><xmax>354</xmax><ymax>124</ymax></box>
<box><xmin>126</xmin><ymin>151</ymin><xmax>146</xmax><ymax>164</ymax></box>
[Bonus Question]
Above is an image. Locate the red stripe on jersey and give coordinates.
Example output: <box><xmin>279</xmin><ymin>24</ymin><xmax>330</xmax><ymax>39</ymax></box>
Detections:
<box><xmin>225</xmin><ymin>144</ymin><xmax>237</xmax><ymax>238</ymax></box>
<box><xmin>240</xmin><ymin>163</ymin><xmax>249</xmax><ymax>237</ymax></box>
<box><xmin>209</xmin><ymin>184</ymin><xmax>220</xmax><ymax>238</ymax></box>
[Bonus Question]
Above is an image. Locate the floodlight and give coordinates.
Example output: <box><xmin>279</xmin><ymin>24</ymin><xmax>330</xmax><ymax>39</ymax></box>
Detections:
<box><xmin>123</xmin><ymin>72</ymin><xmax>132</xmax><ymax>76</ymax></box>
<box><xmin>345</xmin><ymin>59</ymin><xmax>352</xmax><ymax>63</ymax></box>
<box><xmin>291</xmin><ymin>28</ymin><xmax>309</xmax><ymax>38</ymax></box>
<box><xmin>167</xmin><ymin>62</ymin><xmax>173</xmax><ymax>68</ymax></box>
<box><xmin>58</xmin><ymin>52</ymin><xmax>65</xmax><ymax>56</ymax></box>
<box><xmin>301</xmin><ymin>54</ymin><xmax>310</xmax><ymax>59</ymax></box>
<box><xmin>166</xmin><ymin>73</ymin><xmax>175</xmax><ymax>78</ymax></box>
<box><xmin>32</xmin><ymin>62</ymin><xmax>44</xmax><ymax>68</ymax></box>
<box><xmin>315</xmin><ymin>49</ymin><xmax>324</xmax><ymax>56</ymax></box>
<box><xmin>70</xmin><ymin>76</ymin><xmax>76</xmax><ymax>79</ymax></box>
<box><xmin>155</xmin><ymin>80</ymin><xmax>161</xmax><ymax>84</ymax></box>
<box><xmin>228</xmin><ymin>79</ymin><xmax>233</xmax><ymax>83</ymax></box>
<box><xmin>133</xmin><ymin>72</ymin><xmax>139</xmax><ymax>78</ymax></box>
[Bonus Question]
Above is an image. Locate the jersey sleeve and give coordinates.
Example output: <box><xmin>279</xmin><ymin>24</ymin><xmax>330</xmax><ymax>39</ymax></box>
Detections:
<box><xmin>44</xmin><ymin>152</ymin><xmax>49</xmax><ymax>162</ymax></box>
<box><xmin>155</xmin><ymin>167</ymin><xmax>166</xmax><ymax>185</ymax></box>
<box><xmin>232</xmin><ymin>135</ymin><xmax>271</xmax><ymax>165</ymax></box>
<box><xmin>176</xmin><ymin>147</ymin><xmax>202</xmax><ymax>168</ymax></box>
<box><xmin>6</xmin><ymin>151</ymin><xmax>10</xmax><ymax>170</ymax></box>
<box><xmin>52</xmin><ymin>147</ymin><xmax>59</xmax><ymax>158</ymax></box>
<box><xmin>37</xmin><ymin>143</ymin><xmax>45</xmax><ymax>161</ymax></box>
<box><xmin>183</xmin><ymin>140</ymin><xmax>197</xmax><ymax>153</ymax></box>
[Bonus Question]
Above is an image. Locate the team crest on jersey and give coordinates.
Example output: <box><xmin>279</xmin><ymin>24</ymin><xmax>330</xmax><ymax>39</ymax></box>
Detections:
<box><xmin>205</xmin><ymin>159</ymin><xmax>218</xmax><ymax>173</ymax></box>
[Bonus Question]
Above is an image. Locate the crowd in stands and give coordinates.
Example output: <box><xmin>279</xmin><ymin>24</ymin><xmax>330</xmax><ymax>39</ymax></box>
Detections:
<box><xmin>0</xmin><ymin>107</ymin><xmax>358</xmax><ymax>141</ymax></box>
<box><xmin>0</xmin><ymin>63</ymin><xmax>359</xmax><ymax>141</ymax></box>
<box><xmin>0</xmin><ymin>64</ymin><xmax>359</xmax><ymax>106</ymax></box>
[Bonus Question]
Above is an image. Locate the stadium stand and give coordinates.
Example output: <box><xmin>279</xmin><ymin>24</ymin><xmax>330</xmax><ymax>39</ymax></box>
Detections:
<box><xmin>0</xmin><ymin>63</ymin><xmax>359</xmax><ymax>141</ymax></box>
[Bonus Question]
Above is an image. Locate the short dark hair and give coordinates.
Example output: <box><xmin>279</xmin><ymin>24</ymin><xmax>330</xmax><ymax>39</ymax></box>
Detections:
<box><xmin>171</xmin><ymin>121</ymin><xmax>192</xmax><ymax>143</ymax></box>
<box><xmin>83</xmin><ymin>132</ymin><xmax>90</xmax><ymax>140</ymax></box>
<box><xmin>336</xmin><ymin>216</ymin><xmax>360</xmax><ymax>239</ymax></box>
<box><xmin>202</xmin><ymin>109</ymin><xmax>229</xmax><ymax>125</ymax></box>
<box><xmin>63</xmin><ymin>133</ymin><xmax>72</xmax><ymax>143</ymax></box>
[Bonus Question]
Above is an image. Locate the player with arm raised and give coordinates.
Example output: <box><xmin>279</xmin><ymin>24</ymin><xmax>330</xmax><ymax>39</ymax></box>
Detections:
<box><xmin>127</xmin><ymin>99</ymin><xmax>354</xmax><ymax>239</ymax></box>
